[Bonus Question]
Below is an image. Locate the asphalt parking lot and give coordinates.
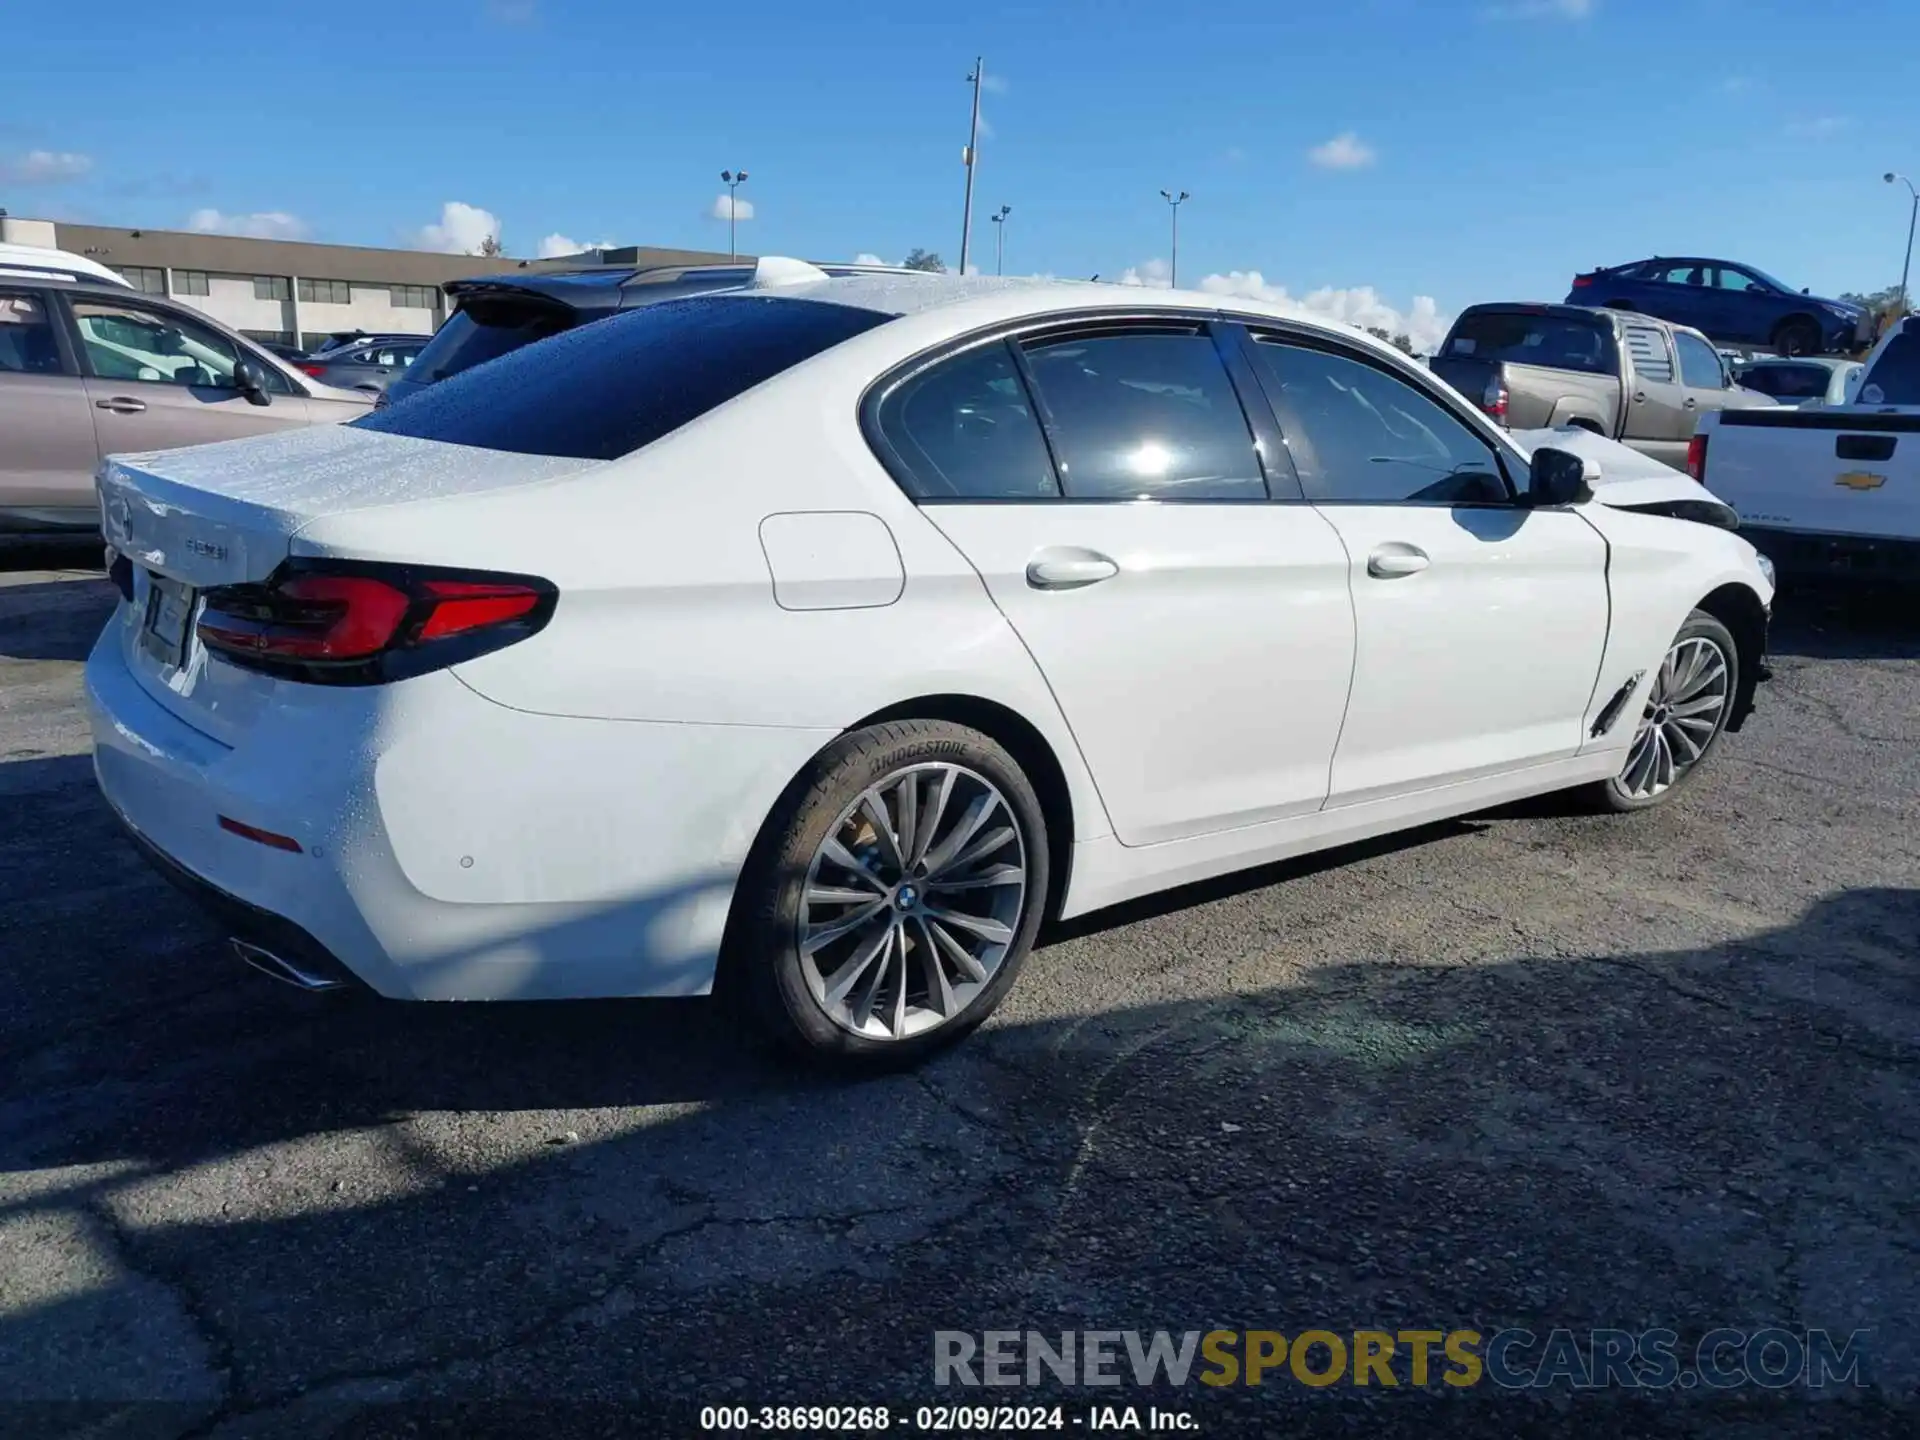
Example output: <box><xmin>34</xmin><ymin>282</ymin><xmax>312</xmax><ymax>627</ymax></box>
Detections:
<box><xmin>1</xmin><ymin>538</ymin><xmax>1916</xmax><ymax>1438</ymax></box>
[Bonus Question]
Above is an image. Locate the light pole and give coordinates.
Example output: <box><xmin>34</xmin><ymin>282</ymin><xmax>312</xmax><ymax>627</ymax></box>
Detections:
<box><xmin>990</xmin><ymin>205</ymin><xmax>1011</xmax><ymax>275</ymax></box>
<box><xmin>1887</xmin><ymin>172</ymin><xmax>1918</xmax><ymax>317</ymax></box>
<box><xmin>721</xmin><ymin>169</ymin><xmax>749</xmax><ymax>262</ymax></box>
<box><xmin>959</xmin><ymin>58</ymin><xmax>984</xmax><ymax>273</ymax></box>
<box><xmin>1159</xmin><ymin>189</ymin><xmax>1189</xmax><ymax>288</ymax></box>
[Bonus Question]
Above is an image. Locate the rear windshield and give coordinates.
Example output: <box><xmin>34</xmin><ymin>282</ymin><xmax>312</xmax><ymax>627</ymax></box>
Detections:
<box><xmin>1737</xmin><ymin>363</ymin><xmax>1831</xmax><ymax>400</ymax></box>
<box><xmin>355</xmin><ymin>295</ymin><xmax>892</xmax><ymax>460</ymax></box>
<box><xmin>408</xmin><ymin>300</ymin><xmax>577</xmax><ymax>386</ymax></box>
<box><xmin>1441</xmin><ymin>310</ymin><xmax>1616</xmax><ymax>376</ymax></box>
<box><xmin>1862</xmin><ymin>329</ymin><xmax>1920</xmax><ymax>406</ymax></box>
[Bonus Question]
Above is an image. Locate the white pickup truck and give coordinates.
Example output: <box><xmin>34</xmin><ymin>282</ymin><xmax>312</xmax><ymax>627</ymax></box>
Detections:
<box><xmin>1692</xmin><ymin>314</ymin><xmax>1919</xmax><ymax>579</ymax></box>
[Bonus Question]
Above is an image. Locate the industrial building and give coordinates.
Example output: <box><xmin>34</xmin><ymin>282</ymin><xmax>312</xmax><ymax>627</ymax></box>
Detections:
<box><xmin>0</xmin><ymin>215</ymin><xmax>738</xmax><ymax>351</ymax></box>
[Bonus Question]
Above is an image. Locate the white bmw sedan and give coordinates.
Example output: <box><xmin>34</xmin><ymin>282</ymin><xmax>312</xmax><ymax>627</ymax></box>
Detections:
<box><xmin>87</xmin><ymin>262</ymin><xmax>1774</xmax><ymax>1065</ymax></box>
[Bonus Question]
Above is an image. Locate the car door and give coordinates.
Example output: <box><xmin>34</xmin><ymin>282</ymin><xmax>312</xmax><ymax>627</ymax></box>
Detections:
<box><xmin>1618</xmin><ymin>324</ymin><xmax>1692</xmax><ymax>467</ymax></box>
<box><xmin>1709</xmin><ymin>265</ymin><xmax>1778</xmax><ymax>345</ymax></box>
<box><xmin>872</xmin><ymin>321</ymin><xmax>1358</xmax><ymax>846</ymax></box>
<box><xmin>1672</xmin><ymin>328</ymin><xmax>1754</xmax><ymax>425</ymax></box>
<box><xmin>1239</xmin><ymin>331</ymin><xmax>1610</xmax><ymax>807</ymax></box>
<box><xmin>0</xmin><ymin>286</ymin><xmax>101</xmax><ymax>522</ymax></box>
<box><xmin>64</xmin><ymin>293</ymin><xmax>313</xmax><ymax>455</ymax></box>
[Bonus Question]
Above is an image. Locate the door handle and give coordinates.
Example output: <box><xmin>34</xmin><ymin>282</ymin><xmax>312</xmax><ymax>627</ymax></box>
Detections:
<box><xmin>1367</xmin><ymin>545</ymin><xmax>1430</xmax><ymax>579</ymax></box>
<box><xmin>95</xmin><ymin>397</ymin><xmax>148</xmax><ymax>414</ymax></box>
<box><xmin>1026</xmin><ymin>550</ymin><xmax>1120</xmax><ymax>590</ymax></box>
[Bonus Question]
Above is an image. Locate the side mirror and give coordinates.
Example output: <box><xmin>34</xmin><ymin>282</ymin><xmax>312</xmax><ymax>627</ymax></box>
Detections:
<box><xmin>233</xmin><ymin>359</ymin><xmax>272</xmax><ymax>406</ymax></box>
<box><xmin>1525</xmin><ymin>446</ymin><xmax>1596</xmax><ymax>507</ymax></box>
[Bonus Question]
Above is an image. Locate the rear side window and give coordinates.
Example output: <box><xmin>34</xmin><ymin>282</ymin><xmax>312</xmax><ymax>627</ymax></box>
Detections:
<box><xmin>1623</xmin><ymin>326</ymin><xmax>1674</xmax><ymax>383</ymax></box>
<box><xmin>0</xmin><ymin>290</ymin><xmax>64</xmax><ymax>374</ymax></box>
<box><xmin>1020</xmin><ymin>329</ymin><xmax>1267</xmax><ymax>500</ymax></box>
<box><xmin>1862</xmin><ymin>330</ymin><xmax>1920</xmax><ymax>405</ymax></box>
<box><xmin>876</xmin><ymin>342</ymin><xmax>1059</xmax><ymax>500</ymax></box>
<box><xmin>355</xmin><ymin>295</ymin><xmax>892</xmax><ymax>460</ymax></box>
<box><xmin>1441</xmin><ymin>310</ymin><xmax>1615</xmax><ymax>376</ymax></box>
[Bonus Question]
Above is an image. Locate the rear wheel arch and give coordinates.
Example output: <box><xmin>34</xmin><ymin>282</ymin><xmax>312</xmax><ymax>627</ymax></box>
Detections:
<box><xmin>846</xmin><ymin>694</ymin><xmax>1076</xmax><ymax>923</ymax></box>
<box><xmin>1695</xmin><ymin>582</ymin><xmax>1768</xmax><ymax>732</ymax></box>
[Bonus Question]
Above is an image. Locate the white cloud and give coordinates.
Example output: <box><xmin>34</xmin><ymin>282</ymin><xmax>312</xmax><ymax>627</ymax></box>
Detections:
<box><xmin>1118</xmin><ymin>257</ymin><xmax>1172</xmax><ymax>288</ymax></box>
<box><xmin>1194</xmin><ymin>269</ymin><xmax>1452</xmax><ymax>355</ymax></box>
<box><xmin>186</xmin><ymin>208</ymin><xmax>309</xmax><ymax>241</ymax></box>
<box><xmin>412</xmin><ymin>201</ymin><xmax>502</xmax><ymax>254</ymax></box>
<box><xmin>1484</xmin><ymin>0</ymin><xmax>1595</xmax><ymax>17</ymax></box>
<box><xmin>0</xmin><ymin>150</ymin><xmax>93</xmax><ymax>184</ymax></box>
<box><xmin>710</xmin><ymin>194</ymin><xmax>755</xmax><ymax>222</ymax></box>
<box><xmin>853</xmin><ymin>252</ymin><xmax>887</xmax><ymax>266</ymax></box>
<box><xmin>537</xmin><ymin>232</ymin><xmax>613</xmax><ymax>259</ymax></box>
<box><xmin>1785</xmin><ymin>115</ymin><xmax>1850</xmax><ymax>138</ymax></box>
<box><xmin>1308</xmin><ymin>132</ymin><xmax>1376</xmax><ymax>170</ymax></box>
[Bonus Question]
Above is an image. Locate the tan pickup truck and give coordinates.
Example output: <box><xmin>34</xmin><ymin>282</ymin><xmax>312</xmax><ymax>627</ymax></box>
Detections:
<box><xmin>1431</xmin><ymin>302</ymin><xmax>1778</xmax><ymax>473</ymax></box>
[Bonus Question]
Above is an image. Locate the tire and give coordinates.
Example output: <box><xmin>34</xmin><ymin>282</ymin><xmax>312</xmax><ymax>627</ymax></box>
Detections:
<box><xmin>1771</xmin><ymin>318</ymin><xmax>1822</xmax><ymax>358</ymax></box>
<box><xmin>729</xmin><ymin>719</ymin><xmax>1049</xmax><ymax>1067</ymax></box>
<box><xmin>1586</xmin><ymin>609</ymin><xmax>1739</xmax><ymax>813</ymax></box>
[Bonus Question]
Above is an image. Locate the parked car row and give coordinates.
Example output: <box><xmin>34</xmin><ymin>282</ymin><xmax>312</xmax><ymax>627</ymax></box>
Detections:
<box><xmin>85</xmin><ymin>258</ymin><xmax>1774</xmax><ymax>1065</ymax></box>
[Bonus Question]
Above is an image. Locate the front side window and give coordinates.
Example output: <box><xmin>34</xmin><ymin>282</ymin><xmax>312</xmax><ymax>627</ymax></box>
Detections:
<box><xmin>1674</xmin><ymin>332</ymin><xmax>1727</xmax><ymax>389</ymax></box>
<box><xmin>1250</xmin><ymin>338</ymin><xmax>1508</xmax><ymax>505</ymax></box>
<box><xmin>71</xmin><ymin>300</ymin><xmax>288</xmax><ymax>393</ymax></box>
<box><xmin>1623</xmin><ymin>326</ymin><xmax>1675</xmax><ymax>384</ymax></box>
<box><xmin>356</xmin><ymin>294</ymin><xmax>892</xmax><ymax>461</ymax></box>
<box><xmin>0</xmin><ymin>290</ymin><xmax>65</xmax><ymax>375</ymax></box>
<box><xmin>1019</xmin><ymin>329</ymin><xmax>1266</xmax><ymax>500</ymax></box>
<box><xmin>1713</xmin><ymin>267</ymin><xmax>1768</xmax><ymax>293</ymax></box>
<box><xmin>875</xmin><ymin>341</ymin><xmax>1058</xmax><ymax>500</ymax></box>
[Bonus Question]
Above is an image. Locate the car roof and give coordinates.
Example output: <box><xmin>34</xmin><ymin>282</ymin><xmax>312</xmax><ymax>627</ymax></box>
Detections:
<box><xmin>442</xmin><ymin>260</ymin><xmax>921</xmax><ymax>310</ymax></box>
<box><xmin>0</xmin><ymin>242</ymin><xmax>135</xmax><ymax>288</ymax></box>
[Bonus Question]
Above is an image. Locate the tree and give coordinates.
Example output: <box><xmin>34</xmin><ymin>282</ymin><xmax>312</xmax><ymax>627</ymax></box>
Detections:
<box><xmin>1840</xmin><ymin>285</ymin><xmax>1905</xmax><ymax>323</ymax></box>
<box><xmin>902</xmin><ymin>248</ymin><xmax>945</xmax><ymax>273</ymax></box>
<box><xmin>1365</xmin><ymin>325</ymin><xmax>1417</xmax><ymax>356</ymax></box>
<box><xmin>476</xmin><ymin>234</ymin><xmax>506</xmax><ymax>258</ymax></box>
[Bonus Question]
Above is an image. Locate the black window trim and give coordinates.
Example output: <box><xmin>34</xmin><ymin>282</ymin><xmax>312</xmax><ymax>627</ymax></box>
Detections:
<box><xmin>1234</xmin><ymin>321</ymin><xmax>1526</xmax><ymax>508</ymax></box>
<box><xmin>858</xmin><ymin>307</ymin><xmax>1299</xmax><ymax>507</ymax></box>
<box><xmin>0</xmin><ymin>282</ymin><xmax>83</xmax><ymax>378</ymax></box>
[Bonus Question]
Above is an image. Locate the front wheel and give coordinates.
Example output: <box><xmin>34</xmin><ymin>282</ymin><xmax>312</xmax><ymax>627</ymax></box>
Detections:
<box><xmin>729</xmin><ymin>720</ymin><xmax>1049</xmax><ymax>1067</ymax></box>
<box><xmin>1588</xmin><ymin>609</ymin><xmax>1739</xmax><ymax>813</ymax></box>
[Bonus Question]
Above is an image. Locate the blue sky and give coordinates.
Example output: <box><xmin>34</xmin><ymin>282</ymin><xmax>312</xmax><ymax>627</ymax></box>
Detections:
<box><xmin>5</xmin><ymin>0</ymin><xmax>1916</xmax><ymax>346</ymax></box>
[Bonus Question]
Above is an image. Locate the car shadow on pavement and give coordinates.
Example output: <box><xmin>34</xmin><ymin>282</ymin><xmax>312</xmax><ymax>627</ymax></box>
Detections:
<box><xmin>0</xmin><ymin>578</ymin><xmax>117</xmax><ymax>664</ymax></box>
<box><xmin>1</xmin><ymin>738</ymin><xmax>1916</xmax><ymax>1436</ymax></box>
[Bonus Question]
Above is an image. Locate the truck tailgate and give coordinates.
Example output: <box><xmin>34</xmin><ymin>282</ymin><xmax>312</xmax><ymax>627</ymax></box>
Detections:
<box><xmin>1705</xmin><ymin>409</ymin><xmax>1920</xmax><ymax>543</ymax></box>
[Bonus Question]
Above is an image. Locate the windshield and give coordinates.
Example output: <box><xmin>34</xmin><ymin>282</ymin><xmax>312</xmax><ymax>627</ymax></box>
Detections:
<box><xmin>355</xmin><ymin>294</ymin><xmax>891</xmax><ymax>460</ymax></box>
<box><xmin>1861</xmin><ymin>330</ymin><xmax>1920</xmax><ymax>405</ymax></box>
<box><xmin>1441</xmin><ymin>310</ymin><xmax>1616</xmax><ymax>376</ymax></box>
<box><xmin>1740</xmin><ymin>266</ymin><xmax>1795</xmax><ymax>294</ymax></box>
<box><xmin>409</xmin><ymin>298</ymin><xmax>578</xmax><ymax>385</ymax></box>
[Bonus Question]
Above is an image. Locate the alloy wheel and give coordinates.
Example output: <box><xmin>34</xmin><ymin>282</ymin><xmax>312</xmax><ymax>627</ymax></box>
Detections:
<box><xmin>1618</xmin><ymin>636</ymin><xmax>1731</xmax><ymax>800</ymax></box>
<box><xmin>797</xmin><ymin>762</ymin><xmax>1029</xmax><ymax>1042</ymax></box>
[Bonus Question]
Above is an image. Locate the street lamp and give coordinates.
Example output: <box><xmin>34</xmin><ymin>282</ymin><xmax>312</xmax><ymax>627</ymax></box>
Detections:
<box><xmin>990</xmin><ymin>205</ymin><xmax>1011</xmax><ymax>275</ymax></box>
<box><xmin>1886</xmin><ymin>172</ymin><xmax>1918</xmax><ymax>317</ymax></box>
<box><xmin>959</xmin><ymin>59</ymin><xmax>985</xmax><ymax>274</ymax></box>
<box><xmin>1159</xmin><ymin>189</ymin><xmax>1190</xmax><ymax>288</ymax></box>
<box><xmin>721</xmin><ymin>169</ymin><xmax>749</xmax><ymax>263</ymax></box>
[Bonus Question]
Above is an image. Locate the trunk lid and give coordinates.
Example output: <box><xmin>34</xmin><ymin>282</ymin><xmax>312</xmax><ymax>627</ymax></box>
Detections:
<box><xmin>98</xmin><ymin>424</ymin><xmax>596</xmax><ymax>745</ymax></box>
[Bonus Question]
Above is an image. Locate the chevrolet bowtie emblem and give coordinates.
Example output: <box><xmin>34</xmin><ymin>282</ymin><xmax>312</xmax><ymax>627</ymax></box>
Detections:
<box><xmin>1836</xmin><ymin>471</ymin><xmax>1887</xmax><ymax>491</ymax></box>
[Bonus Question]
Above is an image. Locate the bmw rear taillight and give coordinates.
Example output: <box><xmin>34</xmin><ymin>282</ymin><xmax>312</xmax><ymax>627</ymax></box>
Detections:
<box><xmin>197</xmin><ymin>561</ymin><xmax>555</xmax><ymax>685</ymax></box>
<box><xmin>1483</xmin><ymin>376</ymin><xmax>1510</xmax><ymax>425</ymax></box>
<box><xmin>1686</xmin><ymin>433</ymin><xmax>1708</xmax><ymax>481</ymax></box>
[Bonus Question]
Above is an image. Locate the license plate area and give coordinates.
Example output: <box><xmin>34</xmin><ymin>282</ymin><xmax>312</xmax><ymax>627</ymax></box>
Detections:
<box><xmin>139</xmin><ymin>572</ymin><xmax>198</xmax><ymax>670</ymax></box>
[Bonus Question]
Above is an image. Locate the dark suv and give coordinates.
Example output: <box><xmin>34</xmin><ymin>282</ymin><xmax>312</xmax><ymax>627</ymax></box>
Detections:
<box><xmin>378</xmin><ymin>260</ymin><xmax>913</xmax><ymax>409</ymax></box>
<box><xmin>1567</xmin><ymin>257</ymin><xmax>1872</xmax><ymax>357</ymax></box>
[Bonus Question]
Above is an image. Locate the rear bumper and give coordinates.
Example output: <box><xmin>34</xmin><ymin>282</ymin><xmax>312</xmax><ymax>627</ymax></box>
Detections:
<box><xmin>1743</xmin><ymin>526</ymin><xmax>1920</xmax><ymax>583</ymax></box>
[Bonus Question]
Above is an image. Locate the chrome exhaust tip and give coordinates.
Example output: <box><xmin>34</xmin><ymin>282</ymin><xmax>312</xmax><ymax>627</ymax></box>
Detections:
<box><xmin>231</xmin><ymin>939</ymin><xmax>347</xmax><ymax>993</ymax></box>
